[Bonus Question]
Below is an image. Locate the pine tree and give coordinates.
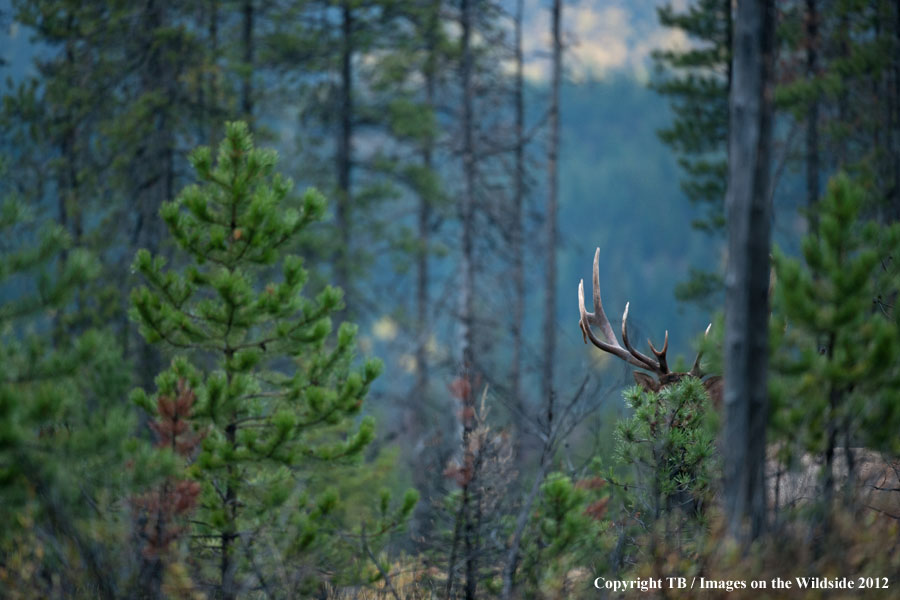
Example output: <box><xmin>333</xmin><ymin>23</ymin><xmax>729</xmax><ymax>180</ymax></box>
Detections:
<box><xmin>0</xmin><ymin>176</ymin><xmax>158</xmax><ymax>598</ymax></box>
<box><xmin>2</xmin><ymin>0</ymin><xmax>125</xmax><ymax>333</ymax></box>
<box><xmin>776</xmin><ymin>0</ymin><xmax>900</xmax><ymax>227</ymax></box>
<box><xmin>129</xmin><ymin>122</ymin><xmax>389</xmax><ymax>597</ymax></box>
<box><xmin>611</xmin><ymin>377</ymin><xmax>718</xmax><ymax>561</ymax></box>
<box><xmin>4</xmin><ymin>0</ymin><xmax>215</xmax><ymax>388</ymax></box>
<box><xmin>516</xmin><ymin>471</ymin><xmax>608</xmax><ymax>597</ymax></box>
<box><xmin>770</xmin><ymin>174</ymin><xmax>900</xmax><ymax>506</ymax></box>
<box><xmin>652</xmin><ymin>0</ymin><xmax>732</xmax><ymax>308</ymax></box>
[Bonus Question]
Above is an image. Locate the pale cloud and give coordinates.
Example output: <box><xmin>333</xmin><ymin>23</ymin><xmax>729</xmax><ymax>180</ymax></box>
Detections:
<box><xmin>515</xmin><ymin>0</ymin><xmax>690</xmax><ymax>83</ymax></box>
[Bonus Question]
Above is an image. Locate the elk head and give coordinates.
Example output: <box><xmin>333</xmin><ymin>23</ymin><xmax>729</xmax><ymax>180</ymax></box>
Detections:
<box><xmin>577</xmin><ymin>248</ymin><xmax>722</xmax><ymax>405</ymax></box>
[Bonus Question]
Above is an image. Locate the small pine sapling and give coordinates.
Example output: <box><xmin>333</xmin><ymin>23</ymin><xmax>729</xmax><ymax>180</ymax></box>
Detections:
<box><xmin>129</xmin><ymin>122</ymin><xmax>398</xmax><ymax>596</ymax></box>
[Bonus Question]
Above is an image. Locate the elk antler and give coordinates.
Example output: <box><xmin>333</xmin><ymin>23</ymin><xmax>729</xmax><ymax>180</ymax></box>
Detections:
<box><xmin>578</xmin><ymin>248</ymin><xmax>668</xmax><ymax>375</ymax></box>
<box><xmin>689</xmin><ymin>323</ymin><xmax>712</xmax><ymax>377</ymax></box>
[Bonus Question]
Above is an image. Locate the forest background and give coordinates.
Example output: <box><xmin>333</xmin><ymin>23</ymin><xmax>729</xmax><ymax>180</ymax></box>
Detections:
<box><xmin>1</xmin><ymin>0</ymin><xmax>899</xmax><ymax>598</ymax></box>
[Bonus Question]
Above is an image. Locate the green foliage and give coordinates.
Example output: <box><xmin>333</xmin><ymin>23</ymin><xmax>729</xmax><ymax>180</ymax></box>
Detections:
<box><xmin>129</xmin><ymin>122</ymin><xmax>410</xmax><ymax>595</ymax></box>
<box><xmin>776</xmin><ymin>1</ymin><xmax>900</xmax><ymax>213</ymax></box>
<box><xmin>0</xmin><ymin>190</ymin><xmax>158</xmax><ymax>597</ymax></box>
<box><xmin>518</xmin><ymin>471</ymin><xmax>609</xmax><ymax>597</ymax></box>
<box><xmin>3</xmin><ymin>0</ymin><xmax>202</xmax><ymax>339</ymax></box>
<box><xmin>771</xmin><ymin>174</ymin><xmax>900</xmax><ymax>471</ymax></box>
<box><xmin>652</xmin><ymin>0</ymin><xmax>731</xmax><ymax>236</ymax></box>
<box><xmin>651</xmin><ymin>0</ymin><xmax>732</xmax><ymax>308</ymax></box>
<box><xmin>611</xmin><ymin>377</ymin><xmax>719</xmax><ymax>561</ymax></box>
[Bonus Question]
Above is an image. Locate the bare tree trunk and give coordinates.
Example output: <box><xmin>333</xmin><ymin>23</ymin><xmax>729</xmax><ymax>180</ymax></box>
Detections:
<box><xmin>241</xmin><ymin>0</ymin><xmax>254</xmax><ymax>124</ymax></box>
<box><xmin>543</xmin><ymin>0</ymin><xmax>561</xmax><ymax>423</ymax></box>
<box><xmin>500</xmin><ymin>447</ymin><xmax>551</xmax><ymax>600</ymax></box>
<box><xmin>59</xmin><ymin>33</ymin><xmax>82</xmax><ymax>246</ymax></box>
<box><xmin>413</xmin><ymin>0</ymin><xmax>440</xmax><ymax>437</ymax></box>
<box><xmin>208</xmin><ymin>0</ymin><xmax>219</xmax><ymax>148</ymax></box>
<box><xmin>725</xmin><ymin>0</ymin><xmax>733</xmax><ymax>94</ymax></box>
<box><xmin>336</xmin><ymin>0</ymin><xmax>354</xmax><ymax>315</ymax></box>
<box><xmin>723</xmin><ymin>0</ymin><xmax>775</xmax><ymax>543</ymax></box>
<box><xmin>133</xmin><ymin>0</ymin><xmax>176</xmax><ymax>393</ymax></box>
<box><xmin>220</xmin><ymin>351</ymin><xmax>239</xmax><ymax>600</ymax></box>
<box><xmin>836</xmin><ymin>11</ymin><xmax>849</xmax><ymax>168</ymax></box>
<box><xmin>458</xmin><ymin>0</ymin><xmax>475</xmax><ymax>382</ymax></box>
<box><xmin>451</xmin><ymin>0</ymin><xmax>477</xmax><ymax>595</ymax></box>
<box><xmin>805</xmin><ymin>0</ymin><xmax>819</xmax><ymax>233</ymax></box>
<box><xmin>58</xmin><ymin>37</ymin><xmax>77</xmax><ymax>251</ymax></box>
<box><xmin>892</xmin><ymin>2</ymin><xmax>900</xmax><ymax>220</ymax></box>
<box><xmin>821</xmin><ymin>333</ymin><xmax>841</xmax><ymax>512</ymax></box>
<box><xmin>511</xmin><ymin>0</ymin><xmax>526</xmax><ymax>461</ymax></box>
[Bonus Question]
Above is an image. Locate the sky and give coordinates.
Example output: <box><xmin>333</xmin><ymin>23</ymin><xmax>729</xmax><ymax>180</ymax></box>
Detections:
<box><xmin>518</xmin><ymin>0</ymin><xmax>690</xmax><ymax>82</ymax></box>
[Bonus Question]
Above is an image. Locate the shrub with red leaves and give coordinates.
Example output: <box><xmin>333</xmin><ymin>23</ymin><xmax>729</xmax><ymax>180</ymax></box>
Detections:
<box><xmin>133</xmin><ymin>379</ymin><xmax>204</xmax><ymax>559</ymax></box>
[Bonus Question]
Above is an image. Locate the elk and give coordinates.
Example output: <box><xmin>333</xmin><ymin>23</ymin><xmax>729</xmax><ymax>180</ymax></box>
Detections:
<box><xmin>577</xmin><ymin>248</ymin><xmax>900</xmax><ymax>519</ymax></box>
<box><xmin>577</xmin><ymin>248</ymin><xmax>722</xmax><ymax>402</ymax></box>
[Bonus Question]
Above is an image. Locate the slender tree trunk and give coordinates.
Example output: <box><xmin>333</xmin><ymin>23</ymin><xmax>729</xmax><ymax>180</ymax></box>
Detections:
<box><xmin>873</xmin><ymin>17</ymin><xmax>884</xmax><ymax>222</ymax></box>
<box><xmin>336</xmin><ymin>0</ymin><xmax>354</xmax><ymax>314</ymax></box>
<box><xmin>449</xmin><ymin>0</ymin><xmax>477</xmax><ymax>595</ymax></box>
<box><xmin>133</xmin><ymin>0</ymin><xmax>175</xmax><ymax>392</ymax></box>
<box><xmin>208</xmin><ymin>0</ymin><xmax>219</xmax><ymax>148</ymax></box>
<box><xmin>805</xmin><ymin>0</ymin><xmax>820</xmax><ymax>233</ymax></box>
<box><xmin>543</xmin><ymin>0</ymin><xmax>561</xmax><ymax>424</ymax></box>
<box><xmin>61</xmin><ymin>35</ymin><xmax>82</xmax><ymax>246</ymax></box>
<box><xmin>723</xmin><ymin>0</ymin><xmax>775</xmax><ymax>543</ymax></box>
<box><xmin>894</xmin><ymin>3</ymin><xmax>900</xmax><ymax>220</ymax></box>
<box><xmin>465</xmin><ymin>487</ymin><xmax>478</xmax><ymax>600</ymax></box>
<box><xmin>836</xmin><ymin>11</ymin><xmax>849</xmax><ymax>168</ymax></box>
<box><xmin>724</xmin><ymin>0</ymin><xmax>733</xmax><ymax>175</ymax></box>
<box><xmin>511</xmin><ymin>0</ymin><xmax>526</xmax><ymax>461</ymax></box>
<box><xmin>725</xmin><ymin>0</ymin><xmax>733</xmax><ymax>95</ymax></box>
<box><xmin>221</xmin><ymin>423</ymin><xmax>237</xmax><ymax>600</ymax></box>
<box><xmin>196</xmin><ymin>2</ymin><xmax>206</xmax><ymax>136</ymax></box>
<box><xmin>414</xmin><ymin>174</ymin><xmax>430</xmax><ymax>419</ymax></box>
<box><xmin>500</xmin><ymin>446</ymin><xmax>551</xmax><ymax>600</ymax></box>
<box><xmin>241</xmin><ymin>0</ymin><xmax>254</xmax><ymax>124</ymax></box>
<box><xmin>458</xmin><ymin>0</ymin><xmax>475</xmax><ymax>382</ymax></box>
<box><xmin>220</xmin><ymin>342</ymin><xmax>239</xmax><ymax>599</ymax></box>
<box><xmin>58</xmin><ymin>37</ymin><xmax>75</xmax><ymax>250</ymax></box>
<box><xmin>414</xmin><ymin>0</ymin><xmax>440</xmax><ymax>436</ymax></box>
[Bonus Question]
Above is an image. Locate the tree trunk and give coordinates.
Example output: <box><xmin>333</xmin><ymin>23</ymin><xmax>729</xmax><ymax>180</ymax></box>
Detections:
<box><xmin>208</xmin><ymin>0</ymin><xmax>219</xmax><ymax>148</ymax></box>
<box><xmin>133</xmin><ymin>0</ymin><xmax>175</xmax><ymax>393</ymax></box>
<box><xmin>511</xmin><ymin>0</ymin><xmax>526</xmax><ymax>461</ymax></box>
<box><xmin>241</xmin><ymin>0</ymin><xmax>254</xmax><ymax>124</ymax></box>
<box><xmin>413</xmin><ymin>0</ymin><xmax>440</xmax><ymax>441</ymax></box>
<box><xmin>543</xmin><ymin>0</ymin><xmax>561</xmax><ymax>424</ymax></box>
<box><xmin>457</xmin><ymin>0</ymin><xmax>477</xmax><ymax>595</ymax></box>
<box><xmin>458</xmin><ymin>0</ymin><xmax>475</xmax><ymax>381</ymax></box>
<box><xmin>836</xmin><ymin>11</ymin><xmax>849</xmax><ymax>168</ymax></box>
<box><xmin>500</xmin><ymin>447</ymin><xmax>551</xmax><ymax>600</ymax></box>
<box><xmin>805</xmin><ymin>0</ymin><xmax>819</xmax><ymax>233</ymax></box>
<box><xmin>723</xmin><ymin>0</ymin><xmax>775</xmax><ymax>543</ymax></box>
<box><xmin>894</xmin><ymin>3</ymin><xmax>900</xmax><ymax>220</ymax></box>
<box><xmin>335</xmin><ymin>0</ymin><xmax>354</xmax><ymax>315</ymax></box>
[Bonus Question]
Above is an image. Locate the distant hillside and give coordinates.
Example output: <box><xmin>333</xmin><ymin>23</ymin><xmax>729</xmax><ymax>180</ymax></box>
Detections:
<box><xmin>554</xmin><ymin>76</ymin><xmax>720</xmax><ymax>377</ymax></box>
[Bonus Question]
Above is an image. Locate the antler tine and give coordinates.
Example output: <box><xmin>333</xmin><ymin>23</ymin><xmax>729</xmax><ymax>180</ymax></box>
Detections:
<box><xmin>578</xmin><ymin>281</ymin><xmax>647</xmax><ymax>369</ymax></box>
<box><xmin>689</xmin><ymin>323</ymin><xmax>712</xmax><ymax>377</ymax></box>
<box><xmin>578</xmin><ymin>257</ymin><xmax>652</xmax><ymax>370</ymax></box>
<box><xmin>620</xmin><ymin>302</ymin><xmax>663</xmax><ymax>373</ymax></box>
<box><xmin>648</xmin><ymin>330</ymin><xmax>669</xmax><ymax>374</ymax></box>
<box><xmin>588</xmin><ymin>248</ymin><xmax>618</xmax><ymax>344</ymax></box>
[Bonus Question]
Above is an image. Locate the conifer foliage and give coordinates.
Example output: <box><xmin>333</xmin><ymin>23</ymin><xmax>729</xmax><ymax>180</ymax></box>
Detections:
<box><xmin>130</xmin><ymin>122</ymin><xmax>384</xmax><ymax>597</ymax></box>
<box><xmin>771</xmin><ymin>175</ymin><xmax>900</xmax><ymax>496</ymax></box>
<box><xmin>0</xmin><ymin>180</ymin><xmax>151</xmax><ymax>598</ymax></box>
